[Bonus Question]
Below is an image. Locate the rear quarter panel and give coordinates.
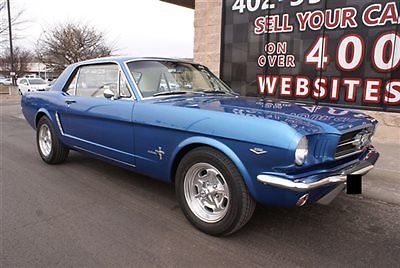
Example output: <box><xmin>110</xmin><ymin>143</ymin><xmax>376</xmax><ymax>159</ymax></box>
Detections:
<box><xmin>21</xmin><ymin>91</ymin><xmax>67</xmax><ymax>133</ymax></box>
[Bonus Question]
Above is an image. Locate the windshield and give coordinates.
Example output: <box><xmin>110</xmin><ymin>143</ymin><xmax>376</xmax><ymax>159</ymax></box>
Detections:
<box><xmin>127</xmin><ymin>61</ymin><xmax>233</xmax><ymax>98</ymax></box>
<box><xmin>29</xmin><ymin>78</ymin><xmax>47</xmax><ymax>85</ymax></box>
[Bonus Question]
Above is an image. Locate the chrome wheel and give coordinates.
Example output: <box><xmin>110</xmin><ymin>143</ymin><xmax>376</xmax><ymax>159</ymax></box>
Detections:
<box><xmin>38</xmin><ymin>124</ymin><xmax>52</xmax><ymax>157</ymax></box>
<box><xmin>184</xmin><ymin>163</ymin><xmax>230</xmax><ymax>223</ymax></box>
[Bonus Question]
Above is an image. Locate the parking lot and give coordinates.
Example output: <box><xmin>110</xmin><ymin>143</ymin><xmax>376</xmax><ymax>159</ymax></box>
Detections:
<box><xmin>1</xmin><ymin>94</ymin><xmax>400</xmax><ymax>267</ymax></box>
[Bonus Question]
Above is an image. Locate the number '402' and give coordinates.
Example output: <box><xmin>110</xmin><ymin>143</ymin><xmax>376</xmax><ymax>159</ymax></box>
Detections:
<box><xmin>305</xmin><ymin>33</ymin><xmax>400</xmax><ymax>73</ymax></box>
<box><xmin>232</xmin><ymin>0</ymin><xmax>322</xmax><ymax>13</ymax></box>
<box><xmin>232</xmin><ymin>0</ymin><xmax>274</xmax><ymax>13</ymax></box>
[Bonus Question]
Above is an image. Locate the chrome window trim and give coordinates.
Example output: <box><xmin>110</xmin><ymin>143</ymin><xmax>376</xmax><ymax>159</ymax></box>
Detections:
<box><xmin>117</xmin><ymin>62</ymin><xmax>135</xmax><ymax>100</ymax></box>
<box><xmin>117</xmin><ymin>69</ymin><xmax>133</xmax><ymax>99</ymax></box>
<box><xmin>62</xmin><ymin>68</ymin><xmax>80</xmax><ymax>96</ymax></box>
<box><xmin>73</xmin><ymin>68</ymin><xmax>81</xmax><ymax>96</ymax></box>
<box><xmin>123</xmin><ymin>60</ymin><xmax>146</xmax><ymax>100</ymax></box>
<box><xmin>123</xmin><ymin>59</ymin><xmax>232</xmax><ymax>101</ymax></box>
<box><xmin>117</xmin><ymin>69</ymin><xmax>121</xmax><ymax>97</ymax></box>
<box><xmin>68</xmin><ymin>61</ymin><xmax>136</xmax><ymax>100</ymax></box>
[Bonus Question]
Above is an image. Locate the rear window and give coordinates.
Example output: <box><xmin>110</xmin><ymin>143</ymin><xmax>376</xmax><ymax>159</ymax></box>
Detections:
<box><xmin>29</xmin><ymin>79</ymin><xmax>47</xmax><ymax>85</ymax></box>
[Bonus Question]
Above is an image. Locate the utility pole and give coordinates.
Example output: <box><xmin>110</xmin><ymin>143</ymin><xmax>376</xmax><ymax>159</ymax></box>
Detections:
<box><xmin>6</xmin><ymin>0</ymin><xmax>16</xmax><ymax>86</ymax></box>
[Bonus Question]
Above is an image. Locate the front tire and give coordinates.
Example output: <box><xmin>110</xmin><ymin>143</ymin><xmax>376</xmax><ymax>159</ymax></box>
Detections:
<box><xmin>175</xmin><ymin>147</ymin><xmax>256</xmax><ymax>236</ymax></box>
<box><xmin>36</xmin><ymin>116</ymin><xmax>69</xmax><ymax>164</ymax></box>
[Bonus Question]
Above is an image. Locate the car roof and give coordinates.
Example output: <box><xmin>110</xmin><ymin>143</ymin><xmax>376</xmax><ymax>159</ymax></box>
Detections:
<box><xmin>51</xmin><ymin>56</ymin><xmax>198</xmax><ymax>94</ymax></box>
<box><xmin>75</xmin><ymin>56</ymin><xmax>196</xmax><ymax>66</ymax></box>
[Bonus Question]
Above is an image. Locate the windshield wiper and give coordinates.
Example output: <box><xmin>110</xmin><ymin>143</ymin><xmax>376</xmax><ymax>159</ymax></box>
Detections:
<box><xmin>195</xmin><ymin>89</ymin><xmax>228</xmax><ymax>94</ymax></box>
<box><xmin>203</xmin><ymin>90</ymin><xmax>227</xmax><ymax>94</ymax></box>
<box><xmin>152</xmin><ymin>91</ymin><xmax>188</xmax><ymax>97</ymax></box>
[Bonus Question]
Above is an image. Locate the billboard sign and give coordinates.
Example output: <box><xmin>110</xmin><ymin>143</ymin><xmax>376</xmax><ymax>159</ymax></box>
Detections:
<box><xmin>221</xmin><ymin>0</ymin><xmax>400</xmax><ymax>112</ymax></box>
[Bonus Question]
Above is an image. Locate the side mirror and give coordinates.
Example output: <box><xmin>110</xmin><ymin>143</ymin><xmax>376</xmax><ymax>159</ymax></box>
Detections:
<box><xmin>104</xmin><ymin>88</ymin><xmax>115</xmax><ymax>99</ymax></box>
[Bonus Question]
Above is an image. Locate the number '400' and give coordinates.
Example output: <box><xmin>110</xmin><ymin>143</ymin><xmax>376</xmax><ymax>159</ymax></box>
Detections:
<box><xmin>232</xmin><ymin>0</ymin><xmax>321</xmax><ymax>13</ymax></box>
<box><xmin>305</xmin><ymin>33</ymin><xmax>400</xmax><ymax>73</ymax></box>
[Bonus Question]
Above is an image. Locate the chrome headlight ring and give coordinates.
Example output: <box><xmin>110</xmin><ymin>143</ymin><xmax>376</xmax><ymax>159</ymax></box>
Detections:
<box><xmin>295</xmin><ymin>136</ymin><xmax>308</xmax><ymax>166</ymax></box>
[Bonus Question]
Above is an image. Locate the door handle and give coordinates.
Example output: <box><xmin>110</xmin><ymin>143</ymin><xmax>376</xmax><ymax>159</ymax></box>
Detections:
<box><xmin>65</xmin><ymin>99</ymin><xmax>76</xmax><ymax>105</ymax></box>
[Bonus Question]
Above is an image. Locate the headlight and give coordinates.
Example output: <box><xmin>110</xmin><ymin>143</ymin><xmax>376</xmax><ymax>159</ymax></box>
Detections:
<box><xmin>295</xmin><ymin>136</ymin><xmax>308</xmax><ymax>166</ymax></box>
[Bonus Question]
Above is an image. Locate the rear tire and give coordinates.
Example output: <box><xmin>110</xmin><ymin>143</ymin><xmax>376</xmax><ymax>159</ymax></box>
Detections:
<box><xmin>36</xmin><ymin>116</ymin><xmax>69</xmax><ymax>164</ymax></box>
<box><xmin>175</xmin><ymin>147</ymin><xmax>256</xmax><ymax>236</ymax></box>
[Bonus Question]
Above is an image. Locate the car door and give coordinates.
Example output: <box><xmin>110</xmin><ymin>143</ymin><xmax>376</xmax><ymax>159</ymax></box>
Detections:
<box><xmin>60</xmin><ymin>63</ymin><xmax>136</xmax><ymax>166</ymax></box>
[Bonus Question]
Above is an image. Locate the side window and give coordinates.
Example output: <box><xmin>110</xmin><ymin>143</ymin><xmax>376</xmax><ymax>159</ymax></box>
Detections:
<box><xmin>76</xmin><ymin>64</ymin><xmax>118</xmax><ymax>98</ymax></box>
<box><xmin>65</xmin><ymin>72</ymin><xmax>78</xmax><ymax>96</ymax></box>
<box><xmin>119</xmin><ymin>72</ymin><xmax>132</xmax><ymax>98</ymax></box>
<box><xmin>20</xmin><ymin>79</ymin><xmax>27</xmax><ymax>85</ymax></box>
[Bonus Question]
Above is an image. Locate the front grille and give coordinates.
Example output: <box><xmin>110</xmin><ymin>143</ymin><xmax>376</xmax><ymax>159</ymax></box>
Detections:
<box><xmin>335</xmin><ymin>128</ymin><xmax>373</xmax><ymax>160</ymax></box>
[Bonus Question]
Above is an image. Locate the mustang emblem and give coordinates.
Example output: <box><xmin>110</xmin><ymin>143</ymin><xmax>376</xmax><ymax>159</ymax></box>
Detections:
<box><xmin>148</xmin><ymin>147</ymin><xmax>165</xmax><ymax>160</ymax></box>
<box><xmin>250</xmin><ymin>148</ymin><xmax>267</xmax><ymax>155</ymax></box>
<box><xmin>353</xmin><ymin>130</ymin><xmax>372</xmax><ymax>150</ymax></box>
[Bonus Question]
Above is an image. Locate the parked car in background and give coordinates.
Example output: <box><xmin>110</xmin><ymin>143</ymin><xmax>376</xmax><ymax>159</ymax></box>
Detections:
<box><xmin>0</xmin><ymin>78</ymin><xmax>13</xmax><ymax>86</ymax></box>
<box><xmin>18</xmin><ymin>78</ymin><xmax>48</xmax><ymax>94</ymax></box>
<box><xmin>21</xmin><ymin>57</ymin><xmax>379</xmax><ymax>236</ymax></box>
<box><xmin>25</xmin><ymin>74</ymin><xmax>40</xmax><ymax>79</ymax></box>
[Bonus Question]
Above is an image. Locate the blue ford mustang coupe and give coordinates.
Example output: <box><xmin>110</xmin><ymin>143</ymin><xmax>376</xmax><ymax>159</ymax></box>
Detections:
<box><xmin>22</xmin><ymin>57</ymin><xmax>379</xmax><ymax>236</ymax></box>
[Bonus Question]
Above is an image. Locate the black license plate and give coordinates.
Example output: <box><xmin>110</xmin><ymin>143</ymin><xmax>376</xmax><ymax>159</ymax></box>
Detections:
<box><xmin>347</xmin><ymin>175</ymin><xmax>362</xmax><ymax>194</ymax></box>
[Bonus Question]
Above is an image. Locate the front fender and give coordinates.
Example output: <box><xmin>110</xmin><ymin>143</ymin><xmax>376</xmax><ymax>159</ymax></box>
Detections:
<box><xmin>171</xmin><ymin>136</ymin><xmax>258</xmax><ymax>198</ymax></box>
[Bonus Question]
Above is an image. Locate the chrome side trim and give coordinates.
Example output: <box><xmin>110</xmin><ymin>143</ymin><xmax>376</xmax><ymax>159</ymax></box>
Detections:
<box><xmin>257</xmin><ymin>175</ymin><xmax>347</xmax><ymax>192</ymax></box>
<box><xmin>64</xmin><ymin>133</ymin><xmax>135</xmax><ymax>158</ymax></box>
<box><xmin>73</xmin><ymin>145</ymin><xmax>136</xmax><ymax>168</ymax></box>
<box><xmin>55</xmin><ymin>112</ymin><xmax>64</xmax><ymax>135</ymax></box>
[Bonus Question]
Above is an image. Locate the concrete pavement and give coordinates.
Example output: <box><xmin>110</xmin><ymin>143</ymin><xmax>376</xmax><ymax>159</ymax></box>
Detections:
<box><xmin>1</xmin><ymin>96</ymin><xmax>400</xmax><ymax>267</ymax></box>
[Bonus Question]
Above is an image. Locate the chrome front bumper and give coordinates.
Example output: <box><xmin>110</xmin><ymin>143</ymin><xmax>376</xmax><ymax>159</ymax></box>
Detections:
<box><xmin>257</xmin><ymin>146</ymin><xmax>379</xmax><ymax>192</ymax></box>
<box><xmin>257</xmin><ymin>174</ymin><xmax>348</xmax><ymax>192</ymax></box>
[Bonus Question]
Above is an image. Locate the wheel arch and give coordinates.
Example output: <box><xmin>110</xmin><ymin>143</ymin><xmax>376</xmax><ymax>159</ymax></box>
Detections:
<box><xmin>169</xmin><ymin>136</ymin><xmax>258</xmax><ymax>197</ymax></box>
<box><xmin>35</xmin><ymin>109</ymin><xmax>53</xmax><ymax>129</ymax></box>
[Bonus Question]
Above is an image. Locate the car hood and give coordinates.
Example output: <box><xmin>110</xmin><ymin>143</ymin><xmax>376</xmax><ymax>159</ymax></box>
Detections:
<box><xmin>149</xmin><ymin>95</ymin><xmax>377</xmax><ymax>135</ymax></box>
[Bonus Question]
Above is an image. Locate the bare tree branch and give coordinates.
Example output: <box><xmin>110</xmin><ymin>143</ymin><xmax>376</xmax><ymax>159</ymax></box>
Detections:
<box><xmin>0</xmin><ymin>1</ymin><xmax>27</xmax><ymax>44</ymax></box>
<box><xmin>0</xmin><ymin>46</ymin><xmax>33</xmax><ymax>76</ymax></box>
<box><xmin>36</xmin><ymin>23</ymin><xmax>114</xmax><ymax>74</ymax></box>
